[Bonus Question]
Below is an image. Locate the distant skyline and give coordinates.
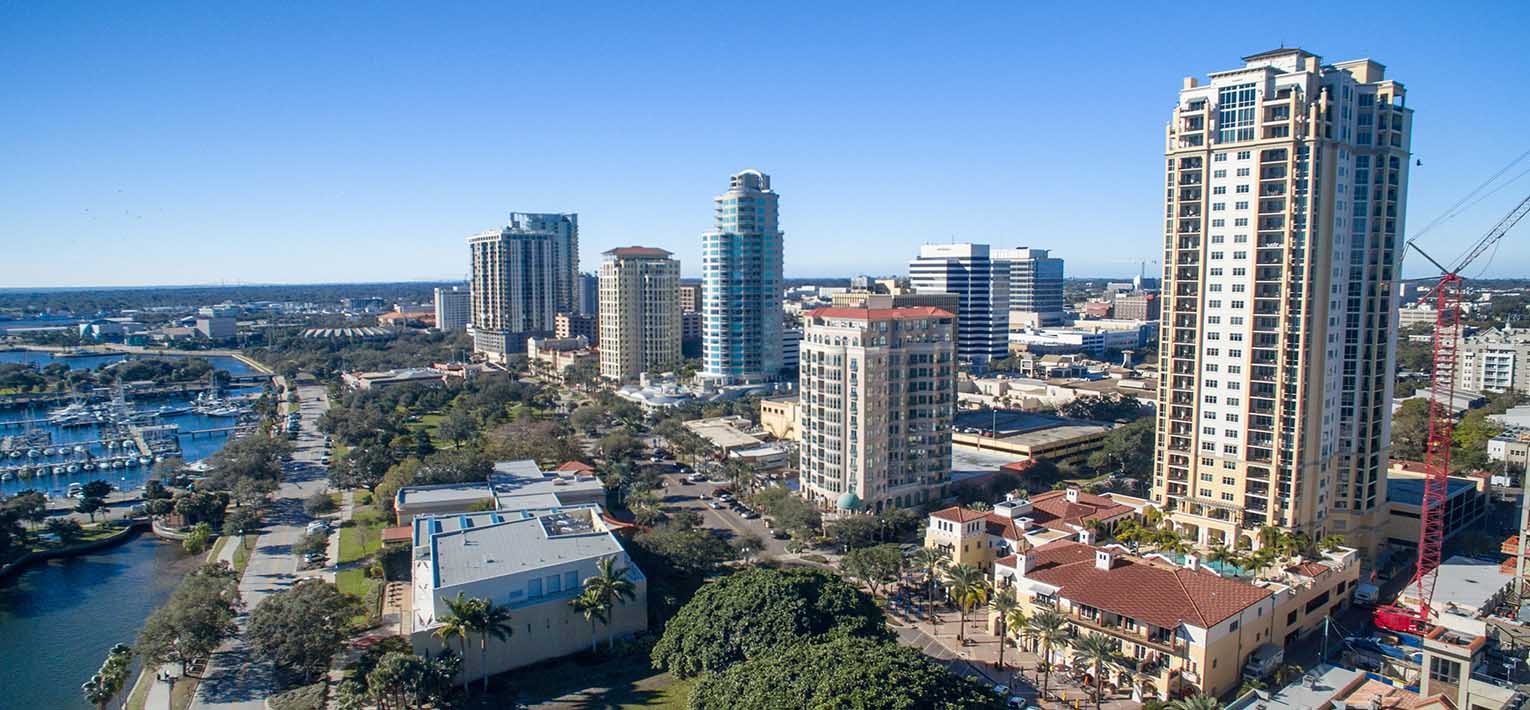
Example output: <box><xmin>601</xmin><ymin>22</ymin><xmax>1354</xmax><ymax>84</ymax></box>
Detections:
<box><xmin>5</xmin><ymin>2</ymin><xmax>1530</xmax><ymax>287</ymax></box>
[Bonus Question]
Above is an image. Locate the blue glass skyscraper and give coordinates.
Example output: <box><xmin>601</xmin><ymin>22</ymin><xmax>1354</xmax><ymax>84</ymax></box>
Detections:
<box><xmin>700</xmin><ymin>170</ymin><xmax>784</xmax><ymax>384</ymax></box>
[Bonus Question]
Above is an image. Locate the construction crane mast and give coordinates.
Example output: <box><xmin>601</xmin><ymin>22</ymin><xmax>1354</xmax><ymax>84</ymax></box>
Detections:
<box><xmin>1374</xmin><ymin>191</ymin><xmax>1530</xmax><ymax>634</ymax></box>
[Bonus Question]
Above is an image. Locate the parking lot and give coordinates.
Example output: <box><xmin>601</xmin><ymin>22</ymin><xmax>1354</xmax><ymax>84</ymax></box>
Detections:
<box><xmin>651</xmin><ymin>464</ymin><xmax>792</xmax><ymax>557</ymax></box>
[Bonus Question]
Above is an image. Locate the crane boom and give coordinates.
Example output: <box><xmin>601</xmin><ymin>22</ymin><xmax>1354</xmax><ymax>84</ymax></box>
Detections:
<box><xmin>1375</xmin><ymin>191</ymin><xmax>1530</xmax><ymax>636</ymax></box>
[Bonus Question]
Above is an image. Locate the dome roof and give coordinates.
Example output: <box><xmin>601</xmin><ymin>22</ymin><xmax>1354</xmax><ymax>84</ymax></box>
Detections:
<box><xmin>836</xmin><ymin>491</ymin><xmax>863</xmax><ymax>511</ymax></box>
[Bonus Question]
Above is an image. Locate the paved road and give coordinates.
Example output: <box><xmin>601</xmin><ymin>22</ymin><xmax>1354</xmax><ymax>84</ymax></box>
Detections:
<box><xmin>191</xmin><ymin>382</ymin><xmax>331</xmax><ymax>709</ymax></box>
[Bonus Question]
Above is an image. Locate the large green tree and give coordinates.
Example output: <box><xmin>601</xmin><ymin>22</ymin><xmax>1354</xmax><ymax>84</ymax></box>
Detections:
<box><xmin>137</xmin><ymin>563</ymin><xmax>241</xmax><ymax>670</ymax></box>
<box><xmin>651</xmin><ymin>567</ymin><xmax>889</xmax><ymax>678</ymax></box>
<box><xmin>688</xmin><ymin>636</ymin><xmax>1004</xmax><ymax>710</ymax></box>
<box><xmin>247</xmin><ymin>579</ymin><xmax>360</xmax><ymax>681</ymax></box>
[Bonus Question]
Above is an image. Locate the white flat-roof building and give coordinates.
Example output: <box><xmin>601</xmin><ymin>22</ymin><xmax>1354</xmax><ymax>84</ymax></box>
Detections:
<box><xmin>408</xmin><ymin>506</ymin><xmax>646</xmax><ymax>675</ymax></box>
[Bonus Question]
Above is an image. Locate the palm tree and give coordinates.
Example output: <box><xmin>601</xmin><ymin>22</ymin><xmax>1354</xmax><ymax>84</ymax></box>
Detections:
<box><xmin>990</xmin><ymin>588</ymin><xmax>1024</xmax><ymax>670</ymax></box>
<box><xmin>910</xmin><ymin>547</ymin><xmax>947</xmax><ymax>621</ymax></box>
<box><xmin>584</xmin><ymin>556</ymin><xmax>638</xmax><ymax>650</ymax></box>
<box><xmin>1319</xmin><ymin>534</ymin><xmax>1346</xmax><ymax>552</ymax></box>
<box><xmin>1168</xmin><ymin>694</ymin><xmax>1224</xmax><ymax>710</ymax></box>
<box><xmin>1141</xmin><ymin>506</ymin><xmax>1164</xmax><ymax>529</ymax></box>
<box><xmin>464</xmin><ymin>599</ymin><xmax>515</xmax><ymax>693</ymax></box>
<box><xmin>433</xmin><ymin>593</ymin><xmax>475</xmax><ymax>690</ymax></box>
<box><xmin>1071</xmin><ymin>632</ymin><xmax>1122</xmax><ymax>710</ymax></box>
<box><xmin>1206</xmin><ymin>544</ymin><xmax>1237</xmax><ymax>569</ymax></box>
<box><xmin>1028</xmin><ymin>610</ymin><xmax>1070</xmax><ymax>700</ymax></box>
<box><xmin>944</xmin><ymin>563</ymin><xmax>989</xmax><ymax>643</ymax></box>
<box><xmin>569</xmin><ymin>588</ymin><xmax>609</xmax><ymax>654</ymax></box>
<box><xmin>1258</xmin><ymin>524</ymin><xmax>1285</xmax><ymax>552</ymax></box>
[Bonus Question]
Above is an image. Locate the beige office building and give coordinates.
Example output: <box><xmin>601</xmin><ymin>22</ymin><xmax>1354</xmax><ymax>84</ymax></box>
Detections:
<box><xmin>1154</xmin><ymin>49</ymin><xmax>1412</xmax><ymax>558</ymax></box>
<box><xmin>599</xmin><ymin>247</ymin><xmax>681</xmax><ymax>382</ymax></box>
<box><xmin>798</xmin><ymin>306</ymin><xmax>956</xmax><ymax>514</ymax></box>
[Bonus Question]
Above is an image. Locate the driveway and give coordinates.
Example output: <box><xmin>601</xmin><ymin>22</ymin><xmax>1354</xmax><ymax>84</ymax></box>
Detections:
<box><xmin>190</xmin><ymin>383</ymin><xmax>332</xmax><ymax>709</ymax></box>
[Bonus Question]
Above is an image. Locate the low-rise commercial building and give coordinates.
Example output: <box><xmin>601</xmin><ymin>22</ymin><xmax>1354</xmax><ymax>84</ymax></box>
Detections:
<box><xmin>1384</xmin><ymin>463</ymin><xmax>1488</xmax><ymax>550</ymax></box>
<box><xmin>526</xmin><ymin>335</ymin><xmax>596</xmax><ymax>383</ymax></box>
<box><xmin>393</xmin><ymin>459</ymin><xmax>605</xmax><ymax>524</ymax></box>
<box><xmin>1008</xmin><ymin>321</ymin><xmax>1153</xmax><ymax>355</ymax></box>
<box><xmin>951</xmin><ymin>410</ymin><xmax>1112</xmax><ymax>463</ymax></box>
<box><xmin>341</xmin><ymin>367</ymin><xmax>446</xmax><ymax>391</ymax></box>
<box><xmin>407</xmin><ymin>505</ymin><xmax>647</xmax><ymax>675</ymax></box>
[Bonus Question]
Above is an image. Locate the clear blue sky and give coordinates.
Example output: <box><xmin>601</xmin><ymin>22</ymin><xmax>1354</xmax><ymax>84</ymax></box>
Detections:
<box><xmin>4</xmin><ymin>1</ymin><xmax>1529</xmax><ymax>287</ymax></box>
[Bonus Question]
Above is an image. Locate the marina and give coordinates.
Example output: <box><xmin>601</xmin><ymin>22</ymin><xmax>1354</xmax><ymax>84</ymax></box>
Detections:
<box><xmin>0</xmin><ymin>351</ymin><xmax>269</xmax><ymax>497</ymax></box>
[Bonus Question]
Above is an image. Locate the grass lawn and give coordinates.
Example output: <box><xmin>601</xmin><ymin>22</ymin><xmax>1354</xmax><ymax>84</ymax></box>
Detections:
<box><xmin>466</xmin><ymin>654</ymin><xmax>691</xmax><ymax>709</ymax></box>
<box><xmin>405</xmin><ymin>411</ymin><xmax>450</xmax><ymax>447</ymax></box>
<box><xmin>338</xmin><ymin>505</ymin><xmax>386</xmax><ymax>564</ymax></box>
<box><xmin>231</xmin><ymin>535</ymin><xmax>257</xmax><ymax>574</ymax></box>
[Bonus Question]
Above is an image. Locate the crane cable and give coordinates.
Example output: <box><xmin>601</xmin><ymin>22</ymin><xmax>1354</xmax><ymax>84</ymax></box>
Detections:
<box><xmin>1402</xmin><ymin>148</ymin><xmax>1530</xmax><ymax>272</ymax></box>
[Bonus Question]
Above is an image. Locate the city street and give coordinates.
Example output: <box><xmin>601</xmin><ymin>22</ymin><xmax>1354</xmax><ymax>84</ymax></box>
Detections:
<box><xmin>188</xmin><ymin>381</ymin><xmax>332</xmax><ymax>710</ymax></box>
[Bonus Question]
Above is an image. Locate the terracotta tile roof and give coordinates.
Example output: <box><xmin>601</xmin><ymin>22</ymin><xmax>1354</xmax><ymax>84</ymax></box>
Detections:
<box><xmin>556</xmin><ymin>460</ymin><xmax>596</xmax><ymax>474</ymax></box>
<box><xmin>989</xmin><ymin>490</ymin><xmax>1133</xmax><ymax>538</ymax></box>
<box><xmin>1341</xmin><ymin>678</ymin><xmax>1425</xmax><ymax>710</ymax></box>
<box><xmin>1017</xmin><ymin>540</ymin><xmax>1270</xmax><ymax>629</ymax></box>
<box><xmin>930</xmin><ymin>506</ymin><xmax>991</xmax><ymax>524</ymax></box>
<box><xmin>805</xmin><ymin>306</ymin><xmax>956</xmax><ymax>321</ymax></box>
<box><xmin>1284</xmin><ymin>561</ymin><xmax>1332</xmax><ymax>579</ymax></box>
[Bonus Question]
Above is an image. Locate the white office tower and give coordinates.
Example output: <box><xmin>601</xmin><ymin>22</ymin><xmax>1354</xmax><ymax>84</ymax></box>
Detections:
<box><xmin>433</xmin><ymin>286</ymin><xmax>471</xmax><ymax>331</ymax></box>
<box><xmin>467</xmin><ymin>222</ymin><xmax>559</xmax><ymax>363</ymax></box>
<box><xmin>798</xmin><ymin>306</ymin><xmax>956</xmax><ymax>514</ymax></box>
<box><xmin>992</xmin><ymin>247</ymin><xmax>1066</xmax><ymax>327</ymax></box>
<box><xmin>909</xmin><ymin>243</ymin><xmax>1010</xmax><ymax>367</ymax></box>
<box><xmin>598</xmin><ymin>247</ymin><xmax>682</xmax><ymax>382</ymax></box>
<box><xmin>701</xmin><ymin>170</ymin><xmax>784</xmax><ymax>385</ymax></box>
<box><xmin>1154</xmin><ymin>49</ymin><xmax>1411</xmax><ymax>559</ymax></box>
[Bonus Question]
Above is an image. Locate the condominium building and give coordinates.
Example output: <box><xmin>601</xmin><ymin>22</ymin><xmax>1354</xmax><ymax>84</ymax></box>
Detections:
<box><xmin>678</xmin><ymin>282</ymin><xmax>703</xmax><ymax>313</ymax></box>
<box><xmin>993</xmin><ymin>247</ymin><xmax>1066</xmax><ymax>327</ymax></box>
<box><xmin>701</xmin><ymin>170</ymin><xmax>784</xmax><ymax>385</ymax></box>
<box><xmin>468</xmin><ymin>222</ymin><xmax>559</xmax><ymax>362</ymax></box>
<box><xmin>909</xmin><ymin>244</ymin><xmax>1010</xmax><ymax>367</ymax></box>
<box><xmin>509</xmin><ymin>212</ymin><xmax>579</xmax><ymax>315</ymax></box>
<box><xmin>1154</xmin><ymin>49</ymin><xmax>1412</xmax><ymax>557</ymax></box>
<box><xmin>1456</xmin><ymin>327</ymin><xmax>1530</xmax><ymax>393</ymax></box>
<box><xmin>577</xmin><ymin>272</ymin><xmax>599</xmax><ymax>318</ymax></box>
<box><xmin>433</xmin><ymin>286</ymin><xmax>471</xmax><ymax>332</ymax></box>
<box><xmin>599</xmin><ymin>247</ymin><xmax>682</xmax><ymax>382</ymax></box>
<box><xmin>798</xmin><ymin>306</ymin><xmax>955</xmax><ymax>513</ymax></box>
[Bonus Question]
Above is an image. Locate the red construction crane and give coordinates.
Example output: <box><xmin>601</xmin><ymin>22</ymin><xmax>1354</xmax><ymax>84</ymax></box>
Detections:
<box><xmin>1373</xmin><ymin>191</ymin><xmax>1530</xmax><ymax>635</ymax></box>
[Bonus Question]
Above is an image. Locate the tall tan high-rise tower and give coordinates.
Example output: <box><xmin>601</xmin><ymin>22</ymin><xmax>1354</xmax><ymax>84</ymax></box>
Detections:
<box><xmin>1154</xmin><ymin>49</ymin><xmax>1411</xmax><ymax>558</ymax></box>
<box><xmin>598</xmin><ymin>247</ymin><xmax>681</xmax><ymax>382</ymax></box>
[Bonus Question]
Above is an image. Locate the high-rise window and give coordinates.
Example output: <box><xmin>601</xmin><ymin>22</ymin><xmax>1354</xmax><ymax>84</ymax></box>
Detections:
<box><xmin>1218</xmin><ymin>84</ymin><xmax>1257</xmax><ymax>143</ymax></box>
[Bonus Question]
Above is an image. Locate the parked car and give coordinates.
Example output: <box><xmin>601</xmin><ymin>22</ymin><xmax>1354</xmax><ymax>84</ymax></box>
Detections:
<box><xmin>706</xmin><ymin>501</ymin><xmax>720</xmax><ymax>509</ymax></box>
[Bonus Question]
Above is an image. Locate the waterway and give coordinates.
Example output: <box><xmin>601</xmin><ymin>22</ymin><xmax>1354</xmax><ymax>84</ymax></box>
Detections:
<box><xmin>0</xmin><ymin>534</ymin><xmax>200</xmax><ymax>710</ymax></box>
<box><xmin>0</xmin><ymin>350</ymin><xmax>260</xmax><ymax>706</ymax></box>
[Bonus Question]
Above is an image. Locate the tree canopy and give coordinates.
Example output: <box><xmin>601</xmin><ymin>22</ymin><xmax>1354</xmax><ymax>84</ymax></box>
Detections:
<box><xmin>247</xmin><ymin>579</ymin><xmax>361</xmax><ymax>680</ymax></box>
<box><xmin>688</xmin><ymin>636</ymin><xmax>1004</xmax><ymax>710</ymax></box>
<box><xmin>650</xmin><ymin>567</ymin><xmax>889</xmax><ymax>678</ymax></box>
